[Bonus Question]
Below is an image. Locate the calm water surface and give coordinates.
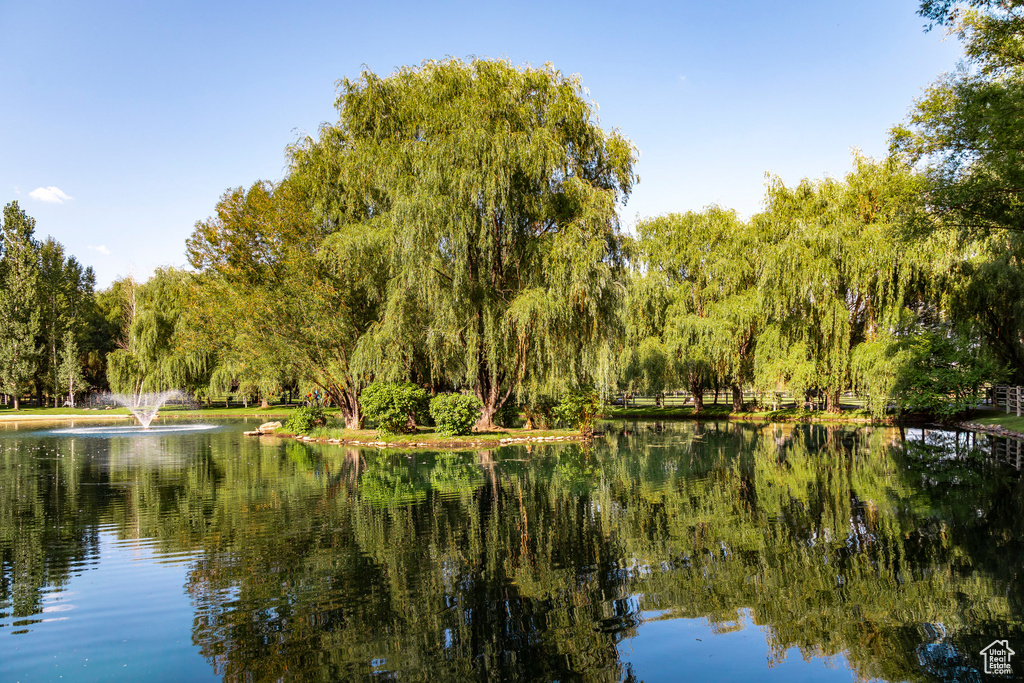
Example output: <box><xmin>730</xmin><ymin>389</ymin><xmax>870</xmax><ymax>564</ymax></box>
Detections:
<box><xmin>1</xmin><ymin>419</ymin><xmax>1022</xmax><ymax>681</ymax></box>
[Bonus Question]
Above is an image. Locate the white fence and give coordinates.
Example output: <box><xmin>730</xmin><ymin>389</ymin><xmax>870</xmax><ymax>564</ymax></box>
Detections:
<box><xmin>992</xmin><ymin>386</ymin><xmax>1024</xmax><ymax>416</ymax></box>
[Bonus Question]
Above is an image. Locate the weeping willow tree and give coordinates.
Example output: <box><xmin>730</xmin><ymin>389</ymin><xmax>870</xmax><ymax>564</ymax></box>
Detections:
<box><xmin>105</xmin><ymin>268</ymin><xmax>214</xmax><ymax>397</ymax></box>
<box><xmin>617</xmin><ymin>270</ymin><xmax>674</xmax><ymax>406</ymax></box>
<box><xmin>187</xmin><ymin>179</ymin><xmax>389</xmax><ymax>427</ymax></box>
<box><xmin>294</xmin><ymin>58</ymin><xmax>637</xmax><ymax>429</ymax></box>
<box><xmin>755</xmin><ymin>156</ymin><xmax>928</xmax><ymax>412</ymax></box>
<box><xmin>634</xmin><ymin>207</ymin><xmax>762</xmax><ymax>412</ymax></box>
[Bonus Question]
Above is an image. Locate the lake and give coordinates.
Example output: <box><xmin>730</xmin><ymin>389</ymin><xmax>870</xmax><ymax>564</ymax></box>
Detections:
<box><xmin>1</xmin><ymin>419</ymin><xmax>1021</xmax><ymax>681</ymax></box>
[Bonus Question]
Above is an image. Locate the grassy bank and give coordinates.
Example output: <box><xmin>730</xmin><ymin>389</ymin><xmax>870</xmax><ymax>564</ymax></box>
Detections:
<box><xmin>971</xmin><ymin>413</ymin><xmax>1024</xmax><ymax>434</ymax></box>
<box><xmin>273</xmin><ymin>424</ymin><xmax>582</xmax><ymax>450</ymax></box>
<box><xmin>606</xmin><ymin>404</ymin><xmax>877</xmax><ymax>422</ymax></box>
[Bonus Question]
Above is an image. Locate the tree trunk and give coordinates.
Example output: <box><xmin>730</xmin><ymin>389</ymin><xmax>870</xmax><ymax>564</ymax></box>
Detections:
<box><xmin>340</xmin><ymin>385</ymin><xmax>363</xmax><ymax>430</ymax></box>
<box><xmin>688</xmin><ymin>370</ymin><xmax>706</xmax><ymax>414</ymax></box>
<box><xmin>260</xmin><ymin>397</ymin><xmax>270</xmax><ymax>409</ymax></box>
<box><xmin>732</xmin><ymin>385</ymin><xmax>743</xmax><ymax>412</ymax></box>
<box><xmin>13</xmin><ymin>395</ymin><xmax>20</xmax><ymax>411</ymax></box>
<box><xmin>474</xmin><ymin>368</ymin><xmax>507</xmax><ymax>432</ymax></box>
<box><xmin>826</xmin><ymin>389</ymin><xmax>842</xmax><ymax>413</ymax></box>
<box><xmin>475</xmin><ymin>398</ymin><xmax>498</xmax><ymax>431</ymax></box>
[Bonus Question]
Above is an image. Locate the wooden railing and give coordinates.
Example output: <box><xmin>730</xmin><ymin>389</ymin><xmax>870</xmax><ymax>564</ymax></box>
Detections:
<box><xmin>992</xmin><ymin>386</ymin><xmax>1024</xmax><ymax>416</ymax></box>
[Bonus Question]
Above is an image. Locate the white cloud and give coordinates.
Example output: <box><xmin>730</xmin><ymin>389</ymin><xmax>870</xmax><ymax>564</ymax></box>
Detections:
<box><xmin>87</xmin><ymin>245</ymin><xmax>111</xmax><ymax>255</ymax></box>
<box><xmin>29</xmin><ymin>186</ymin><xmax>73</xmax><ymax>204</ymax></box>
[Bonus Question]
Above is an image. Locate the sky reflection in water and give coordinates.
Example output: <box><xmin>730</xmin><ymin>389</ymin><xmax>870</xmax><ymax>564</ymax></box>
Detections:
<box><xmin>0</xmin><ymin>419</ymin><xmax>1021</xmax><ymax>681</ymax></box>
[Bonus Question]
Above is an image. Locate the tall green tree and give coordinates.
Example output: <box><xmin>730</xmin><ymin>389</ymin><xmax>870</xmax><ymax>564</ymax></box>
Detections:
<box><xmin>755</xmin><ymin>157</ymin><xmax>927</xmax><ymax>411</ymax></box>
<box><xmin>0</xmin><ymin>202</ymin><xmax>40</xmax><ymax>410</ymax></box>
<box><xmin>37</xmin><ymin>237</ymin><xmax>95</xmax><ymax>405</ymax></box>
<box><xmin>81</xmin><ymin>283</ymin><xmax>126</xmax><ymax>391</ymax></box>
<box><xmin>105</xmin><ymin>269</ymin><xmax>213</xmax><ymax>397</ymax></box>
<box><xmin>188</xmin><ymin>179</ymin><xmax>387</xmax><ymax>426</ymax></box>
<box><xmin>892</xmin><ymin>1</ymin><xmax>1024</xmax><ymax>381</ymax></box>
<box><xmin>295</xmin><ymin>58</ymin><xmax>637</xmax><ymax>428</ymax></box>
<box><xmin>635</xmin><ymin>207</ymin><xmax>761</xmax><ymax>412</ymax></box>
<box><xmin>617</xmin><ymin>270</ymin><xmax>673</xmax><ymax>406</ymax></box>
<box><xmin>895</xmin><ymin>1</ymin><xmax>1024</xmax><ymax>233</ymax></box>
<box><xmin>56</xmin><ymin>329</ymin><xmax>88</xmax><ymax>407</ymax></box>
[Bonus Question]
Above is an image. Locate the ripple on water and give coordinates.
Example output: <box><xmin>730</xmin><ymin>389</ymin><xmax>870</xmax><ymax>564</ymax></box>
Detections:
<box><xmin>44</xmin><ymin>424</ymin><xmax>219</xmax><ymax>437</ymax></box>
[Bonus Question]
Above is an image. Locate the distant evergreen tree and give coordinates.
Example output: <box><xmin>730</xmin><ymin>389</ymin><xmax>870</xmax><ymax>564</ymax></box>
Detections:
<box><xmin>37</xmin><ymin>237</ymin><xmax>95</xmax><ymax>405</ymax></box>
<box><xmin>0</xmin><ymin>202</ymin><xmax>41</xmax><ymax>410</ymax></box>
<box><xmin>56</xmin><ymin>329</ymin><xmax>87</xmax><ymax>407</ymax></box>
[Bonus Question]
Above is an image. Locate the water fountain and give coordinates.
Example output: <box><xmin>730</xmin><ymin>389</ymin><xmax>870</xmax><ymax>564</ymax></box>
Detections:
<box><xmin>108</xmin><ymin>390</ymin><xmax>185</xmax><ymax>429</ymax></box>
<box><xmin>45</xmin><ymin>390</ymin><xmax>218</xmax><ymax>436</ymax></box>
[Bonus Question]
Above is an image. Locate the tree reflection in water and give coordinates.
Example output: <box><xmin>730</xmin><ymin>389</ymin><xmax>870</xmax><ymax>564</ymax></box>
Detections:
<box><xmin>1</xmin><ymin>421</ymin><xmax>1022</xmax><ymax>680</ymax></box>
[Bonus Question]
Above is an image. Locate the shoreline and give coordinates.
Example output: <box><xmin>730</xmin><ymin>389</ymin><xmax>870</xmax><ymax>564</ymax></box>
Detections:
<box><xmin>0</xmin><ymin>413</ymin><xmax>134</xmax><ymax>422</ymax></box>
<box><xmin>606</xmin><ymin>409</ymin><xmax>884</xmax><ymax>425</ymax></box>
<box><xmin>7</xmin><ymin>410</ymin><xmax>1023</xmax><ymax>442</ymax></box>
<box><xmin>275</xmin><ymin>432</ymin><xmax>586</xmax><ymax>449</ymax></box>
<box><xmin>0</xmin><ymin>411</ymin><xmax>290</xmax><ymax>423</ymax></box>
<box><xmin>958</xmin><ymin>420</ymin><xmax>1024</xmax><ymax>440</ymax></box>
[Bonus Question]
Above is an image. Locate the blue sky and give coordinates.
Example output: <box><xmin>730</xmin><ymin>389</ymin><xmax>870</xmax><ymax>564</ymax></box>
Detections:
<box><xmin>1</xmin><ymin>0</ymin><xmax>962</xmax><ymax>287</ymax></box>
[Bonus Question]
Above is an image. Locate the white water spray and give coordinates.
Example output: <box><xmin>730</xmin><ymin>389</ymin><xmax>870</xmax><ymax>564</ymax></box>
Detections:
<box><xmin>105</xmin><ymin>390</ymin><xmax>187</xmax><ymax>428</ymax></box>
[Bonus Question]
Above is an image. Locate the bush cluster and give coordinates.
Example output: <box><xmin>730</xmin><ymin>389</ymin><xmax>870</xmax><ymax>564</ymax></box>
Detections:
<box><xmin>286</xmin><ymin>404</ymin><xmax>328</xmax><ymax>434</ymax></box>
<box><xmin>360</xmin><ymin>382</ymin><xmax>429</xmax><ymax>435</ymax></box>
<box><xmin>429</xmin><ymin>393</ymin><xmax>483</xmax><ymax>436</ymax></box>
<box><xmin>554</xmin><ymin>387</ymin><xmax>600</xmax><ymax>436</ymax></box>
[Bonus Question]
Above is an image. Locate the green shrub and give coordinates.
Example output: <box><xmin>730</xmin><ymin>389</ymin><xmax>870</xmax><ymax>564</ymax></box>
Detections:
<box><xmin>286</xmin><ymin>404</ymin><xmax>328</xmax><ymax>434</ymax></box>
<box><xmin>429</xmin><ymin>393</ymin><xmax>483</xmax><ymax>436</ymax></box>
<box><xmin>894</xmin><ymin>331</ymin><xmax>1003</xmax><ymax>418</ymax></box>
<box><xmin>554</xmin><ymin>387</ymin><xmax>600</xmax><ymax>436</ymax></box>
<box><xmin>360</xmin><ymin>382</ymin><xmax>429</xmax><ymax>435</ymax></box>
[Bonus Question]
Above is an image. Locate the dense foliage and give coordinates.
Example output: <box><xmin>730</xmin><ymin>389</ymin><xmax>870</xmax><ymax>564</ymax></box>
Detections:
<box><xmin>429</xmin><ymin>393</ymin><xmax>483</xmax><ymax>436</ymax></box>
<box><xmin>360</xmin><ymin>382</ymin><xmax>429</xmax><ymax>435</ymax></box>
<box><xmin>0</xmin><ymin>202</ymin><xmax>100</xmax><ymax>409</ymax></box>
<box><xmin>285</xmin><ymin>404</ymin><xmax>328</xmax><ymax>434</ymax></box>
<box><xmin>553</xmin><ymin>387</ymin><xmax>601</xmax><ymax>436</ymax></box>
<box><xmin>4</xmin><ymin>17</ymin><xmax>1024</xmax><ymax>423</ymax></box>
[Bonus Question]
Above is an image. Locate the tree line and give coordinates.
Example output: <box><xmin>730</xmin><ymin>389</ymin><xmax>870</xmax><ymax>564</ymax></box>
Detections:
<box><xmin>4</xmin><ymin>2</ymin><xmax>1023</xmax><ymax>423</ymax></box>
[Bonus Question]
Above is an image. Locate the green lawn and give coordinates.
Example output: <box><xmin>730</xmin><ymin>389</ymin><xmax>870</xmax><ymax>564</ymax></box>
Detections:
<box><xmin>0</xmin><ymin>405</ymin><xmax>128</xmax><ymax>416</ymax></box>
<box><xmin>0</xmin><ymin>404</ymin><xmax>301</xmax><ymax>420</ymax></box>
<box><xmin>288</xmin><ymin>424</ymin><xmax>579</xmax><ymax>446</ymax></box>
<box><xmin>972</xmin><ymin>412</ymin><xmax>1024</xmax><ymax>433</ymax></box>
